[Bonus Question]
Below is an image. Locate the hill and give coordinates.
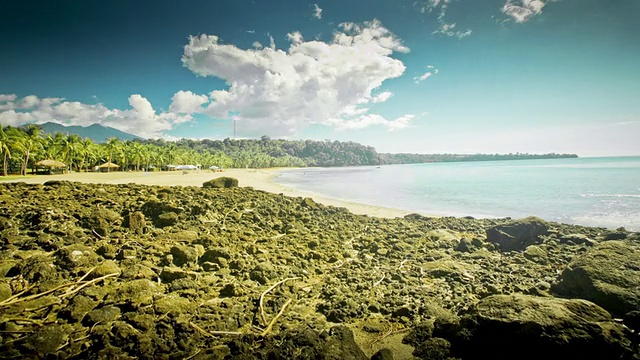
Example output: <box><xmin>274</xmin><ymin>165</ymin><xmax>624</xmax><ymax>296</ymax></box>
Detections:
<box><xmin>39</xmin><ymin>122</ymin><xmax>142</xmax><ymax>143</ymax></box>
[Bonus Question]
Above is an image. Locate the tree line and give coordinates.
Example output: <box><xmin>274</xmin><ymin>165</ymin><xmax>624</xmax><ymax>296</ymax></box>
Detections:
<box><xmin>0</xmin><ymin>125</ymin><xmax>578</xmax><ymax>176</ymax></box>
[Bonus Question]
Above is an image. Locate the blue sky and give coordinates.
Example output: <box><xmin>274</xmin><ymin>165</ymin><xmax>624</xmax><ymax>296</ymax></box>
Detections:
<box><xmin>1</xmin><ymin>0</ymin><xmax>638</xmax><ymax>156</ymax></box>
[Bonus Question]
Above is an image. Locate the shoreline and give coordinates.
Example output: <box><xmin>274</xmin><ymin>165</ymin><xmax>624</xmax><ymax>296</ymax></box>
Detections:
<box><xmin>0</xmin><ymin>169</ymin><xmax>421</xmax><ymax>219</ymax></box>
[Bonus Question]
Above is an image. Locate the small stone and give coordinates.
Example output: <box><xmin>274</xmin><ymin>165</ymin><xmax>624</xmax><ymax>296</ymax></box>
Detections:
<box><xmin>84</xmin><ymin>305</ymin><xmax>121</xmax><ymax>325</ymax></box>
<box><xmin>90</xmin><ymin>260</ymin><xmax>121</xmax><ymax>279</ymax></box>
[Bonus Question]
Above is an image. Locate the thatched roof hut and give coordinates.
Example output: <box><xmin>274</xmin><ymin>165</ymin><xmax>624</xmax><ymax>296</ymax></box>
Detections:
<box><xmin>97</xmin><ymin>161</ymin><xmax>120</xmax><ymax>172</ymax></box>
<box><xmin>97</xmin><ymin>161</ymin><xmax>119</xmax><ymax>169</ymax></box>
<box><xmin>35</xmin><ymin>159</ymin><xmax>66</xmax><ymax>168</ymax></box>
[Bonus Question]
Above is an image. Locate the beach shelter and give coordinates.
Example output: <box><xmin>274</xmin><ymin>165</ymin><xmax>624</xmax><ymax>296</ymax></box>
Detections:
<box><xmin>35</xmin><ymin>159</ymin><xmax>66</xmax><ymax>168</ymax></box>
<box><xmin>97</xmin><ymin>161</ymin><xmax>120</xmax><ymax>172</ymax></box>
<box><xmin>35</xmin><ymin>159</ymin><xmax>67</xmax><ymax>174</ymax></box>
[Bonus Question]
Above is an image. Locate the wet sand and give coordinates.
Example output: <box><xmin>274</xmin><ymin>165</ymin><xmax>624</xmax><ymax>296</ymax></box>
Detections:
<box><xmin>1</xmin><ymin>169</ymin><xmax>417</xmax><ymax>218</ymax></box>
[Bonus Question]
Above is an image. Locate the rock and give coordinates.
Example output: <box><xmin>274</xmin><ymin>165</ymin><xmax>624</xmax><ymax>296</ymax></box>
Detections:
<box><xmin>90</xmin><ymin>260</ymin><xmax>122</xmax><ymax>279</ymax></box>
<box><xmin>0</xmin><ymin>282</ymin><xmax>12</xmax><ymax>301</ymax></box>
<box><xmin>125</xmin><ymin>211</ymin><xmax>146</xmax><ymax>234</ymax></box>
<box><xmin>435</xmin><ymin>294</ymin><xmax>633</xmax><ymax>359</ymax></box>
<box><xmin>171</xmin><ymin>245</ymin><xmax>199</xmax><ymax>266</ymax></box>
<box><xmin>300</xmin><ymin>197</ymin><xmax>317</xmax><ymax>208</ymax></box>
<box><xmin>523</xmin><ymin>245</ymin><xmax>547</xmax><ymax>264</ymax></box>
<box><xmin>84</xmin><ymin>305</ymin><xmax>121</xmax><ymax>325</ymax></box>
<box><xmin>202</xmin><ymin>177</ymin><xmax>239</xmax><ymax>188</ymax></box>
<box><xmin>559</xmin><ymin>233</ymin><xmax>595</xmax><ymax>246</ymax></box>
<box><xmin>603</xmin><ymin>231</ymin><xmax>628</xmax><ymax>241</ymax></box>
<box><xmin>371</xmin><ymin>348</ymin><xmax>394</xmax><ymax>360</ymax></box>
<box><xmin>63</xmin><ymin>295</ymin><xmax>98</xmax><ymax>322</ymax></box>
<box><xmin>486</xmin><ymin>216</ymin><xmax>548</xmax><ymax>251</ymax></box>
<box><xmin>412</xmin><ymin>338</ymin><xmax>452</xmax><ymax>360</ymax></box>
<box><xmin>552</xmin><ymin>240</ymin><xmax>640</xmax><ymax>316</ymax></box>
<box><xmin>160</xmin><ymin>266</ymin><xmax>197</xmax><ymax>282</ymax></box>
<box><xmin>425</xmin><ymin>229</ymin><xmax>459</xmax><ymax>249</ymax></box>
<box><xmin>156</xmin><ymin>212</ymin><xmax>179</xmax><ymax>227</ymax></box>
<box><xmin>55</xmin><ymin>244</ymin><xmax>100</xmax><ymax>270</ymax></box>
<box><xmin>110</xmin><ymin>279</ymin><xmax>159</xmax><ymax>307</ymax></box>
<box><xmin>83</xmin><ymin>208</ymin><xmax>121</xmax><ymax>237</ymax></box>
<box><xmin>455</xmin><ymin>238</ymin><xmax>474</xmax><ymax>253</ymax></box>
<box><xmin>154</xmin><ymin>294</ymin><xmax>194</xmax><ymax>316</ymax></box>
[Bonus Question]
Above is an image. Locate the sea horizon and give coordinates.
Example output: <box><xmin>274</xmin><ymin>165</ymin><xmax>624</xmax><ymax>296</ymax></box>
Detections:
<box><xmin>274</xmin><ymin>156</ymin><xmax>640</xmax><ymax>231</ymax></box>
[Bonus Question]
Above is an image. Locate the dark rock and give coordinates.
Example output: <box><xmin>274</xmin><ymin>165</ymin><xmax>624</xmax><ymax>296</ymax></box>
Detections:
<box><xmin>90</xmin><ymin>260</ymin><xmax>122</xmax><ymax>279</ymax></box>
<box><xmin>83</xmin><ymin>208</ymin><xmax>121</xmax><ymax>236</ymax></box>
<box><xmin>202</xmin><ymin>177</ymin><xmax>239</xmax><ymax>188</ymax></box>
<box><xmin>156</xmin><ymin>211</ymin><xmax>179</xmax><ymax>227</ymax></box>
<box><xmin>412</xmin><ymin>338</ymin><xmax>452</xmax><ymax>360</ymax></box>
<box><xmin>436</xmin><ymin>294</ymin><xmax>633</xmax><ymax>360</ymax></box>
<box><xmin>624</xmin><ymin>310</ymin><xmax>640</xmax><ymax>333</ymax></box>
<box><xmin>125</xmin><ymin>211</ymin><xmax>146</xmax><ymax>234</ymax></box>
<box><xmin>455</xmin><ymin>238</ymin><xmax>474</xmax><ymax>252</ymax></box>
<box><xmin>552</xmin><ymin>240</ymin><xmax>640</xmax><ymax>316</ymax></box>
<box><xmin>55</xmin><ymin>244</ymin><xmax>100</xmax><ymax>270</ymax></box>
<box><xmin>171</xmin><ymin>245</ymin><xmax>199</xmax><ymax>266</ymax></box>
<box><xmin>486</xmin><ymin>216</ymin><xmax>548</xmax><ymax>251</ymax></box>
<box><xmin>84</xmin><ymin>305</ymin><xmax>121</xmax><ymax>325</ymax></box>
<box><xmin>603</xmin><ymin>231</ymin><xmax>628</xmax><ymax>241</ymax></box>
<box><xmin>62</xmin><ymin>295</ymin><xmax>98</xmax><ymax>322</ymax></box>
<box><xmin>371</xmin><ymin>348</ymin><xmax>394</xmax><ymax>360</ymax></box>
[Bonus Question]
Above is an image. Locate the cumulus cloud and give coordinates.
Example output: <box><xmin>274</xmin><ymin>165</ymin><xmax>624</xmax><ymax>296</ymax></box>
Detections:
<box><xmin>502</xmin><ymin>0</ymin><xmax>548</xmax><ymax>23</ymax></box>
<box><xmin>169</xmin><ymin>90</ymin><xmax>209</xmax><ymax>114</ymax></box>
<box><xmin>372</xmin><ymin>91</ymin><xmax>393</xmax><ymax>103</ymax></box>
<box><xmin>181</xmin><ymin>19</ymin><xmax>414</xmax><ymax>136</ymax></box>
<box><xmin>313</xmin><ymin>4</ymin><xmax>323</xmax><ymax>19</ymax></box>
<box><xmin>0</xmin><ymin>94</ymin><xmax>191</xmax><ymax>138</ymax></box>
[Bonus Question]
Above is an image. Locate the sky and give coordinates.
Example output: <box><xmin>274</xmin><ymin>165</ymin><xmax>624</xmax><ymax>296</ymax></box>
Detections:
<box><xmin>1</xmin><ymin>0</ymin><xmax>639</xmax><ymax>157</ymax></box>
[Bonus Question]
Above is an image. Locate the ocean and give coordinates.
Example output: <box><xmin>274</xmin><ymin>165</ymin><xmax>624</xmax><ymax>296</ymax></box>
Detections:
<box><xmin>273</xmin><ymin>157</ymin><xmax>640</xmax><ymax>231</ymax></box>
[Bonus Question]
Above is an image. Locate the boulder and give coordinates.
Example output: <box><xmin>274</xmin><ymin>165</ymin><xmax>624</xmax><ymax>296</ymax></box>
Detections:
<box><xmin>432</xmin><ymin>294</ymin><xmax>633</xmax><ymax>360</ymax></box>
<box><xmin>552</xmin><ymin>240</ymin><xmax>640</xmax><ymax>316</ymax></box>
<box><xmin>202</xmin><ymin>177</ymin><xmax>239</xmax><ymax>188</ymax></box>
<box><xmin>486</xmin><ymin>216</ymin><xmax>548</xmax><ymax>251</ymax></box>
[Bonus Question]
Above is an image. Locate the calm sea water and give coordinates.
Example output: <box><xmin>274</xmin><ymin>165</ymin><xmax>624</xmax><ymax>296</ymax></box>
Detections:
<box><xmin>274</xmin><ymin>157</ymin><xmax>640</xmax><ymax>231</ymax></box>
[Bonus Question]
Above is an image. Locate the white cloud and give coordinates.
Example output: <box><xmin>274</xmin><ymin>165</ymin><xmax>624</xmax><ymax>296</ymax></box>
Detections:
<box><xmin>432</xmin><ymin>22</ymin><xmax>473</xmax><ymax>39</ymax></box>
<box><xmin>169</xmin><ymin>90</ymin><xmax>209</xmax><ymax>114</ymax></box>
<box><xmin>327</xmin><ymin>114</ymin><xmax>415</xmax><ymax>131</ymax></box>
<box><xmin>181</xmin><ymin>19</ymin><xmax>414</xmax><ymax>136</ymax></box>
<box><xmin>0</xmin><ymin>94</ymin><xmax>17</xmax><ymax>102</ymax></box>
<box><xmin>0</xmin><ymin>94</ymin><xmax>191</xmax><ymax>138</ymax></box>
<box><xmin>287</xmin><ymin>31</ymin><xmax>304</xmax><ymax>45</ymax></box>
<box><xmin>414</xmin><ymin>65</ymin><xmax>439</xmax><ymax>84</ymax></box>
<box><xmin>252</xmin><ymin>41</ymin><xmax>263</xmax><ymax>49</ymax></box>
<box><xmin>372</xmin><ymin>91</ymin><xmax>393</xmax><ymax>103</ymax></box>
<box><xmin>313</xmin><ymin>4</ymin><xmax>323</xmax><ymax>19</ymax></box>
<box><xmin>502</xmin><ymin>0</ymin><xmax>548</xmax><ymax>23</ymax></box>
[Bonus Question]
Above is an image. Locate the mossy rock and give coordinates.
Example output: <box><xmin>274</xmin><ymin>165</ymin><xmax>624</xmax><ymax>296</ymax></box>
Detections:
<box><xmin>552</xmin><ymin>240</ymin><xmax>640</xmax><ymax>316</ymax></box>
<box><xmin>202</xmin><ymin>177</ymin><xmax>239</xmax><ymax>188</ymax></box>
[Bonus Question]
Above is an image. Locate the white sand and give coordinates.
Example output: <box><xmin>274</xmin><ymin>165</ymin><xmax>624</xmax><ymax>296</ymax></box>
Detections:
<box><xmin>2</xmin><ymin>169</ymin><xmax>419</xmax><ymax>218</ymax></box>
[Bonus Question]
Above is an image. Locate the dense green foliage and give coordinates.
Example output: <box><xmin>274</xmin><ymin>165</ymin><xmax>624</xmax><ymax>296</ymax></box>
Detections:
<box><xmin>379</xmin><ymin>152</ymin><xmax>579</xmax><ymax>164</ymax></box>
<box><xmin>0</xmin><ymin>125</ymin><xmax>578</xmax><ymax>175</ymax></box>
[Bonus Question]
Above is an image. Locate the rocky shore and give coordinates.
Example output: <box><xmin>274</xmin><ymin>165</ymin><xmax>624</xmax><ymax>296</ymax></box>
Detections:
<box><xmin>0</xmin><ymin>179</ymin><xmax>638</xmax><ymax>359</ymax></box>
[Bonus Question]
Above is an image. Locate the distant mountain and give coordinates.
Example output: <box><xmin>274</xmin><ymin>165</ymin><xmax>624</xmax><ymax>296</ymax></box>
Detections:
<box><xmin>39</xmin><ymin>122</ymin><xmax>142</xmax><ymax>143</ymax></box>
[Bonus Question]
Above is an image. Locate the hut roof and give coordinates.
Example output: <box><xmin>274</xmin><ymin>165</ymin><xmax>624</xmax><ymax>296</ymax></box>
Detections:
<box><xmin>98</xmin><ymin>161</ymin><xmax>120</xmax><ymax>168</ymax></box>
<box><xmin>35</xmin><ymin>159</ymin><xmax>66</xmax><ymax>168</ymax></box>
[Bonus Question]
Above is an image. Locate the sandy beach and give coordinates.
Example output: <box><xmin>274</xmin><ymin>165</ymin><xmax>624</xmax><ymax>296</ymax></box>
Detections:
<box><xmin>1</xmin><ymin>169</ymin><xmax>415</xmax><ymax>219</ymax></box>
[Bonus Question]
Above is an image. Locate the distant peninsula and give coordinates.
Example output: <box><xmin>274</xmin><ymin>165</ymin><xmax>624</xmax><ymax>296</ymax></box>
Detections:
<box><xmin>379</xmin><ymin>152</ymin><xmax>578</xmax><ymax>165</ymax></box>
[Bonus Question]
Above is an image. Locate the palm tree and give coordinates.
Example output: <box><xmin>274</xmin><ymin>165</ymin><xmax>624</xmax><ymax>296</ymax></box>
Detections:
<box><xmin>17</xmin><ymin>124</ymin><xmax>43</xmax><ymax>175</ymax></box>
<box><xmin>0</xmin><ymin>127</ymin><xmax>12</xmax><ymax>176</ymax></box>
<box><xmin>105</xmin><ymin>137</ymin><xmax>121</xmax><ymax>172</ymax></box>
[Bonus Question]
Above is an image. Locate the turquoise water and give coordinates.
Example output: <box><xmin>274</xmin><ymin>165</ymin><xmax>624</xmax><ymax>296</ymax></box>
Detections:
<box><xmin>274</xmin><ymin>157</ymin><xmax>640</xmax><ymax>231</ymax></box>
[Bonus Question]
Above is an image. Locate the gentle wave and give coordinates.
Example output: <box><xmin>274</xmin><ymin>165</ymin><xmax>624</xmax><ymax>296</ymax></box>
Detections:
<box><xmin>580</xmin><ymin>194</ymin><xmax>640</xmax><ymax>198</ymax></box>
